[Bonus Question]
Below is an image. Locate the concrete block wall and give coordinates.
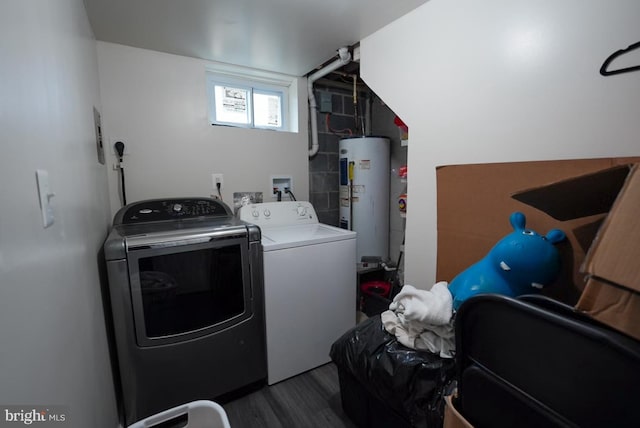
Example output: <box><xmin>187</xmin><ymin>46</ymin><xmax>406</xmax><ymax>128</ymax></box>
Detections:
<box><xmin>308</xmin><ymin>85</ymin><xmax>407</xmax><ymax>276</ymax></box>
<box><xmin>309</xmin><ymin>85</ymin><xmax>366</xmax><ymax>225</ymax></box>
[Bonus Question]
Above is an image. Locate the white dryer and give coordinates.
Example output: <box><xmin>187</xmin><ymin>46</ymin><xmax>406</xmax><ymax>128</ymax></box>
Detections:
<box><xmin>239</xmin><ymin>201</ymin><xmax>356</xmax><ymax>385</ymax></box>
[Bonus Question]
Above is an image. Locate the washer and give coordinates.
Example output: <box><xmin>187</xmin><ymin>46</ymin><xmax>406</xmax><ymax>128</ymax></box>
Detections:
<box><xmin>239</xmin><ymin>201</ymin><xmax>356</xmax><ymax>385</ymax></box>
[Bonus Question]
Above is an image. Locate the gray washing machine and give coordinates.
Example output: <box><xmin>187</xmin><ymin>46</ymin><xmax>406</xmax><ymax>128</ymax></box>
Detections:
<box><xmin>103</xmin><ymin>198</ymin><xmax>266</xmax><ymax>425</ymax></box>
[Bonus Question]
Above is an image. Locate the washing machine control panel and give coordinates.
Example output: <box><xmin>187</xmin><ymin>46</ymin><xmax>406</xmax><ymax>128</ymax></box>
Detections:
<box><xmin>238</xmin><ymin>201</ymin><xmax>318</xmax><ymax>227</ymax></box>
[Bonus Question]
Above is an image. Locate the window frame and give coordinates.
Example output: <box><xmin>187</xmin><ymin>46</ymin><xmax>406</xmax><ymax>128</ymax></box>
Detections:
<box><xmin>206</xmin><ymin>71</ymin><xmax>290</xmax><ymax>132</ymax></box>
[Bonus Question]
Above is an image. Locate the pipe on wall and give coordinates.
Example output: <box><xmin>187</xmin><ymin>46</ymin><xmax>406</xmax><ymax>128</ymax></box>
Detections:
<box><xmin>308</xmin><ymin>47</ymin><xmax>351</xmax><ymax>157</ymax></box>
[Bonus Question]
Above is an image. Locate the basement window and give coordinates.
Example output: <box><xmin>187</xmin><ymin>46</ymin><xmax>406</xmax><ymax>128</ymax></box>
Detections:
<box><xmin>206</xmin><ymin>70</ymin><xmax>293</xmax><ymax>132</ymax></box>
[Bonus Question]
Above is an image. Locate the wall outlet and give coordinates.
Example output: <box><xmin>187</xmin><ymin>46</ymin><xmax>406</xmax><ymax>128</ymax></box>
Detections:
<box><xmin>212</xmin><ymin>173</ymin><xmax>223</xmax><ymax>190</ymax></box>
<box><xmin>110</xmin><ymin>137</ymin><xmax>129</xmax><ymax>155</ymax></box>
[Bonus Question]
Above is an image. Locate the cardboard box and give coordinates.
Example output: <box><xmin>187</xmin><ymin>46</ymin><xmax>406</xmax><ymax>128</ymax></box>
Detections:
<box><xmin>443</xmin><ymin>394</ymin><xmax>474</xmax><ymax>428</ymax></box>
<box><xmin>437</xmin><ymin>158</ymin><xmax>640</xmax><ymax>339</ymax></box>
<box><xmin>436</xmin><ymin>157</ymin><xmax>640</xmax><ymax>306</ymax></box>
<box><xmin>577</xmin><ymin>164</ymin><xmax>640</xmax><ymax>340</ymax></box>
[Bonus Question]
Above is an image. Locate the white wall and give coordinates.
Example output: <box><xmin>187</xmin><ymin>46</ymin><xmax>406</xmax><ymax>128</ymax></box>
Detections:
<box><xmin>97</xmin><ymin>42</ymin><xmax>310</xmax><ymax>216</ymax></box>
<box><xmin>0</xmin><ymin>1</ymin><xmax>118</xmax><ymax>426</ymax></box>
<box><xmin>361</xmin><ymin>0</ymin><xmax>640</xmax><ymax>288</ymax></box>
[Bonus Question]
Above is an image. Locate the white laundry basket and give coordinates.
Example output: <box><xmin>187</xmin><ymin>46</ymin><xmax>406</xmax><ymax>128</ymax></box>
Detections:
<box><xmin>128</xmin><ymin>400</ymin><xmax>231</xmax><ymax>428</ymax></box>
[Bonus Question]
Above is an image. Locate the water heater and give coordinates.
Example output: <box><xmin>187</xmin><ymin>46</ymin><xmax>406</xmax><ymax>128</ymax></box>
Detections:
<box><xmin>339</xmin><ymin>136</ymin><xmax>390</xmax><ymax>262</ymax></box>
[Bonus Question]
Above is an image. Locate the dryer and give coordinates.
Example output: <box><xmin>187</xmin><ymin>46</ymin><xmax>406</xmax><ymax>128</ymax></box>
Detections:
<box><xmin>104</xmin><ymin>198</ymin><xmax>266</xmax><ymax>425</ymax></box>
<box><xmin>239</xmin><ymin>201</ymin><xmax>356</xmax><ymax>385</ymax></box>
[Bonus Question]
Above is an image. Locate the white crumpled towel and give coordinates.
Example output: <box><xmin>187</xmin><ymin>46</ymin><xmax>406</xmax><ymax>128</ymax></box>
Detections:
<box><xmin>381</xmin><ymin>282</ymin><xmax>455</xmax><ymax>358</ymax></box>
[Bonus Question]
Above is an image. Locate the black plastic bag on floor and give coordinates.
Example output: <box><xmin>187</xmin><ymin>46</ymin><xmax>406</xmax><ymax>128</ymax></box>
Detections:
<box><xmin>330</xmin><ymin>315</ymin><xmax>456</xmax><ymax>428</ymax></box>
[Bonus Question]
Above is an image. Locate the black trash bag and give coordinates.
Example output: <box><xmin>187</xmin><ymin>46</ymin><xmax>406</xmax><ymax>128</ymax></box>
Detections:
<box><xmin>330</xmin><ymin>315</ymin><xmax>456</xmax><ymax>428</ymax></box>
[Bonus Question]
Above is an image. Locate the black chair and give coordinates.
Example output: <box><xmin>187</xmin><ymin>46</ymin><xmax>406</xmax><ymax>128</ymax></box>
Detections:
<box><xmin>453</xmin><ymin>294</ymin><xmax>640</xmax><ymax>428</ymax></box>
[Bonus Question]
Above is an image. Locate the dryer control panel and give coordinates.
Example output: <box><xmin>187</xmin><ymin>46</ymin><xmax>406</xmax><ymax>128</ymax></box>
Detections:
<box><xmin>114</xmin><ymin>198</ymin><xmax>232</xmax><ymax>225</ymax></box>
<box><xmin>238</xmin><ymin>201</ymin><xmax>318</xmax><ymax>227</ymax></box>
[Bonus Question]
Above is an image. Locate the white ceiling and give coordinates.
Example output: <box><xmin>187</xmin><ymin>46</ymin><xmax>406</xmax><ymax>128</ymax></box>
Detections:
<box><xmin>83</xmin><ymin>0</ymin><xmax>428</xmax><ymax>76</ymax></box>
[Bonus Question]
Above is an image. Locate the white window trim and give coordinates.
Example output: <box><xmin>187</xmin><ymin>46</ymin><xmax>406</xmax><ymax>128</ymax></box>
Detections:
<box><xmin>206</xmin><ymin>64</ymin><xmax>298</xmax><ymax>133</ymax></box>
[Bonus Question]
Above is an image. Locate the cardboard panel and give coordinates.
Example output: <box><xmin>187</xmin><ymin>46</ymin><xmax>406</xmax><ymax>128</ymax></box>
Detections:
<box><xmin>583</xmin><ymin>165</ymin><xmax>640</xmax><ymax>290</ymax></box>
<box><xmin>572</xmin><ymin>218</ymin><xmax>605</xmax><ymax>253</ymax></box>
<box><xmin>512</xmin><ymin>165</ymin><xmax>630</xmax><ymax>221</ymax></box>
<box><xmin>444</xmin><ymin>395</ymin><xmax>474</xmax><ymax>428</ymax></box>
<box><xmin>576</xmin><ymin>277</ymin><xmax>640</xmax><ymax>341</ymax></box>
<box><xmin>436</xmin><ymin>157</ymin><xmax>640</xmax><ymax>305</ymax></box>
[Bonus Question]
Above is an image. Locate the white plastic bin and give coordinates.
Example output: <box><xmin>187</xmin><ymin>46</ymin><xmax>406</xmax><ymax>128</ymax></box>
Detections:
<box><xmin>128</xmin><ymin>400</ymin><xmax>231</xmax><ymax>428</ymax></box>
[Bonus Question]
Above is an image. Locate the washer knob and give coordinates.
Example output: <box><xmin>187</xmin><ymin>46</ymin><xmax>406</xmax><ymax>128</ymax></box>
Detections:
<box><xmin>297</xmin><ymin>206</ymin><xmax>307</xmax><ymax>216</ymax></box>
<box><xmin>264</xmin><ymin>209</ymin><xmax>271</xmax><ymax>217</ymax></box>
<box><xmin>252</xmin><ymin>210</ymin><xmax>259</xmax><ymax>218</ymax></box>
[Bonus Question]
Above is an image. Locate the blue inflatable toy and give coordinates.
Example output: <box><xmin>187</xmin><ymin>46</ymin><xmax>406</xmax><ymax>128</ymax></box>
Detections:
<box><xmin>448</xmin><ymin>212</ymin><xmax>565</xmax><ymax>310</ymax></box>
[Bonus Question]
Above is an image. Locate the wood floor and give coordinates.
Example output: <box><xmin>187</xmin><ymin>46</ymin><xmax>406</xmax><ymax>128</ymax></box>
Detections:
<box><xmin>222</xmin><ymin>363</ymin><xmax>357</xmax><ymax>428</ymax></box>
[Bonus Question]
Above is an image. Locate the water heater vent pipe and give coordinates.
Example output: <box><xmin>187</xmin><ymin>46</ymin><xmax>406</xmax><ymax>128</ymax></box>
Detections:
<box><xmin>308</xmin><ymin>47</ymin><xmax>351</xmax><ymax>157</ymax></box>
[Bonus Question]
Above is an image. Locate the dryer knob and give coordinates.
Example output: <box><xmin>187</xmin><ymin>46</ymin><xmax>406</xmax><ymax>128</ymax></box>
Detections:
<box><xmin>172</xmin><ymin>203</ymin><xmax>183</xmax><ymax>212</ymax></box>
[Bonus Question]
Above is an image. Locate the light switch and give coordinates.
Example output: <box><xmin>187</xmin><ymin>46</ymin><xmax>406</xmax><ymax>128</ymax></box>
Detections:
<box><xmin>36</xmin><ymin>169</ymin><xmax>55</xmax><ymax>228</ymax></box>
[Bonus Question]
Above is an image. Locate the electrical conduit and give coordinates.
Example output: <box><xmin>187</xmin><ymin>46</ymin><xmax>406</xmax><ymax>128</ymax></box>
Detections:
<box><xmin>308</xmin><ymin>47</ymin><xmax>351</xmax><ymax>157</ymax></box>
